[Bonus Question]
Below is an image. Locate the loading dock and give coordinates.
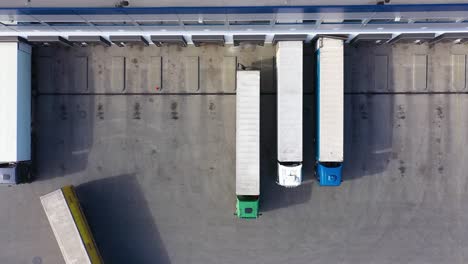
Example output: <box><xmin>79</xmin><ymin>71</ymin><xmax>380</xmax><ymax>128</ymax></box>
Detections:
<box><xmin>1</xmin><ymin>14</ymin><xmax>468</xmax><ymax>263</ymax></box>
<box><xmin>68</xmin><ymin>36</ymin><xmax>112</xmax><ymax>47</ymax></box>
<box><xmin>151</xmin><ymin>35</ymin><xmax>187</xmax><ymax>47</ymax></box>
<box><xmin>109</xmin><ymin>35</ymin><xmax>149</xmax><ymax>47</ymax></box>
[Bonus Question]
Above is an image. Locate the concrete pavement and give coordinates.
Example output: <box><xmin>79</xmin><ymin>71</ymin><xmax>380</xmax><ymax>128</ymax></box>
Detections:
<box><xmin>0</xmin><ymin>41</ymin><xmax>467</xmax><ymax>263</ymax></box>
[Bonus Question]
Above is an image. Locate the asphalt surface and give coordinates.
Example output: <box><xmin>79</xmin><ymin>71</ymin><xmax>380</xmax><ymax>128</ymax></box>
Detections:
<box><xmin>0</xmin><ymin>41</ymin><xmax>467</xmax><ymax>264</ymax></box>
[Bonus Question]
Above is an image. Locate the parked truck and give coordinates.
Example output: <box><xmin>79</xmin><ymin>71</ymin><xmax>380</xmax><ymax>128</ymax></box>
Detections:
<box><xmin>236</xmin><ymin>70</ymin><xmax>260</xmax><ymax>218</ymax></box>
<box><xmin>276</xmin><ymin>41</ymin><xmax>303</xmax><ymax>188</ymax></box>
<box><xmin>41</xmin><ymin>186</ymin><xmax>104</xmax><ymax>264</ymax></box>
<box><xmin>0</xmin><ymin>39</ymin><xmax>32</xmax><ymax>184</ymax></box>
<box><xmin>315</xmin><ymin>36</ymin><xmax>344</xmax><ymax>186</ymax></box>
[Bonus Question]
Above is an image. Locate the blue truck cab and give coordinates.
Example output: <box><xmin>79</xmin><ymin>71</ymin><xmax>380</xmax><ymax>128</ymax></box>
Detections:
<box><xmin>316</xmin><ymin>162</ymin><xmax>342</xmax><ymax>186</ymax></box>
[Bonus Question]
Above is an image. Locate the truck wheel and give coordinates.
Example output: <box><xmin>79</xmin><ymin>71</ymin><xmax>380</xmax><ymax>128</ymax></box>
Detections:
<box><xmin>26</xmin><ymin>168</ymin><xmax>32</xmax><ymax>183</ymax></box>
<box><xmin>21</xmin><ymin>164</ymin><xmax>32</xmax><ymax>183</ymax></box>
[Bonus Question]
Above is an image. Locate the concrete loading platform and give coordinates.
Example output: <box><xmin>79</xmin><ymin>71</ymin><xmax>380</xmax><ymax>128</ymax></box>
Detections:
<box><xmin>0</xmin><ymin>41</ymin><xmax>468</xmax><ymax>263</ymax></box>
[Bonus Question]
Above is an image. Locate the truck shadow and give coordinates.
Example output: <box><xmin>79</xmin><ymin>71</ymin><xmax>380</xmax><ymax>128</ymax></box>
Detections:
<box><xmin>258</xmin><ymin>46</ymin><xmax>315</xmax><ymax>212</ymax></box>
<box><xmin>75</xmin><ymin>174</ymin><xmax>171</xmax><ymax>264</ymax></box>
<box><xmin>343</xmin><ymin>43</ymin><xmax>395</xmax><ymax>181</ymax></box>
<box><xmin>33</xmin><ymin>45</ymin><xmax>96</xmax><ymax>181</ymax></box>
<box><xmin>259</xmin><ymin>93</ymin><xmax>315</xmax><ymax>212</ymax></box>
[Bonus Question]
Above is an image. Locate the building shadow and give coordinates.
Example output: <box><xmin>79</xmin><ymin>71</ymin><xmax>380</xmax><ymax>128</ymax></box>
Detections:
<box><xmin>75</xmin><ymin>174</ymin><xmax>171</xmax><ymax>264</ymax></box>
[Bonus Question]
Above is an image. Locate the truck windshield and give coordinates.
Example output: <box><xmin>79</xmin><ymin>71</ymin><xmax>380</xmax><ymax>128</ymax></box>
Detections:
<box><xmin>279</xmin><ymin>162</ymin><xmax>301</xmax><ymax>167</ymax></box>
<box><xmin>321</xmin><ymin>162</ymin><xmax>342</xmax><ymax>168</ymax></box>
<box><xmin>237</xmin><ymin>195</ymin><xmax>259</xmax><ymax>201</ymax></box>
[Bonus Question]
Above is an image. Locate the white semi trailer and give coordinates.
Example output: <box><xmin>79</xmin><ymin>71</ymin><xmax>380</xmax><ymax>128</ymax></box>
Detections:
<box><xmin>315</xmin><ymin>36</ymin><xmax>344</xmax><ymax>186</ymax></box>
<box><xmin>41</xmin><ymin>186</ymin><xmax>103</xmax><ymax>264</ymax></box>
<box><xmin>236</xmin><ymin>70</ymin><xmax>260</xmax><ymax>218</ymax></box>
<box><xmin>0</xmin><ymin>39</ymin><xmax>32</xmax><ymax>184</ymax></box>
<box><xmin>276</xmin><ymin>41</ymin><xmax>303</xmax><ymax>187</ymax></box>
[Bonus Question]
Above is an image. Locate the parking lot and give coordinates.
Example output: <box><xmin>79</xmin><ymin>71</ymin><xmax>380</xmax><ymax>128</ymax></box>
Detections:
<box><xmin>0</xmin><ymin>41</ymin><xmax>467</xmax><ymax>263</ymax></box>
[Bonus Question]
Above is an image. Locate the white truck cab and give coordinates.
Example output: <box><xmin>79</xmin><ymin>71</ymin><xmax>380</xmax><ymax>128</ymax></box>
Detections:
<box><xmin>277</xmin><ymin>163</ymin><xmax>302</xmax><ymax>187</ymax></box>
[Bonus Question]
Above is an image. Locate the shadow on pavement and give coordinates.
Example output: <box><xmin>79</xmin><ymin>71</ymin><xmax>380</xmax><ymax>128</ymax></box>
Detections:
<box><xmin>343</xmin><ymin>43</ymin><xmax>395</xmax><ymax>181</ymax></box>
<box><xmin>75</xmin><ymin>174</ymin><xmax>171</xmax><ymax>264</ymax></box>
<box><xmin>33</xmin><ymin>46</ymin><xmax>95</xmax><ymax>181</ymax></box>
<box><xmin>258</xmin><ymin>48</ymin><xmax>316</xmax><ymax>212</ymax></box>
<box><xmin>258</xmin><ymin>93</ymin><xmax>314</xmax><ymax>212</ymax></box>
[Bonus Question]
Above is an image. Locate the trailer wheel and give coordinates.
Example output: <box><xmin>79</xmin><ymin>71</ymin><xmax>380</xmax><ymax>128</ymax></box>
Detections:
<box><xmin>26</xmin><ymin>167</ymin><xmax>32</xmax><ymax>183</ymax></box>
<box><xmin>20</xmin><ymin>163</ymin><xmax>32</xmax><ymax>184</ymax></box>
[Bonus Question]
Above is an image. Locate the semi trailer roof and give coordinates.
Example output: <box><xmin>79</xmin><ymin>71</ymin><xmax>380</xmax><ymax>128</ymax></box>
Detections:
<box><xmin>0</xmin><ymin>42</ymin><xmax>31</xmax><ymax>163</ymax></box>
<box><xmin>40</xmin><ymin>187</ymin><xmax>98</xmax><ymax>264</ymax></box>
<box><xmin>316</xmin><ymin>37</ymin><xmax>344</xmax><ymax>162</ymax></box>
<box><xmin>236</xmin><ymin>71</ymin><xmax>260</xmax><ymax>196</ymax></box>
<box><xmin>276</xmin><ymin>41</ymin><xmax>303</xmax><ymax>162</ymax></box>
